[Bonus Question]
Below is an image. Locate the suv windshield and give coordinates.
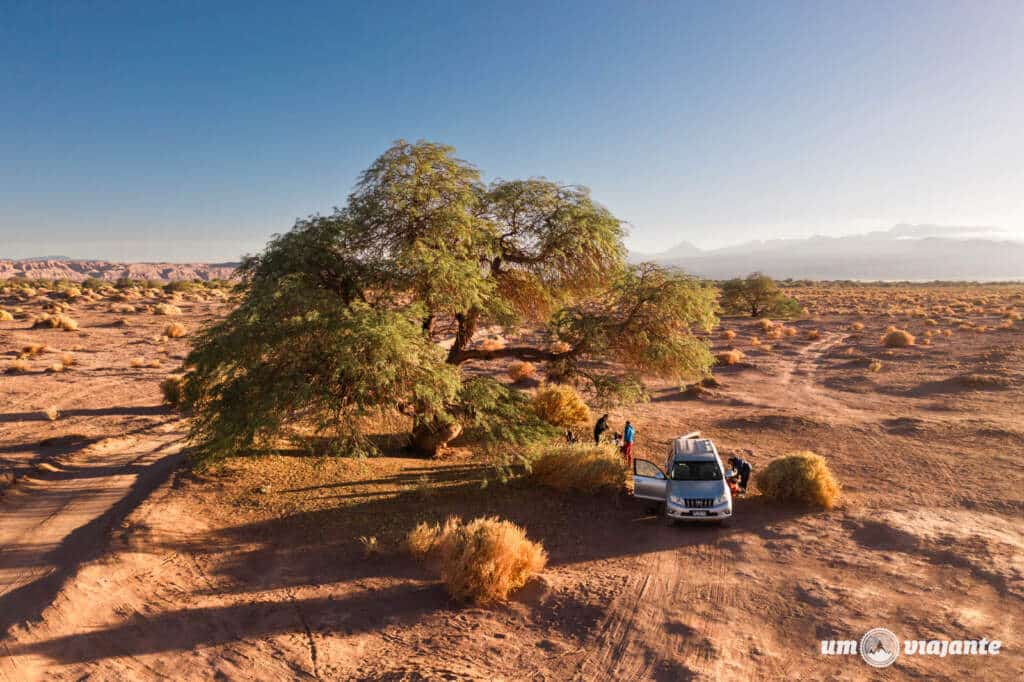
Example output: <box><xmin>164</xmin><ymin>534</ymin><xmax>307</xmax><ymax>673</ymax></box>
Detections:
<box><xmin>670</xmin><ymin>460</ymin><xmax>722</xmax><ymax>481</ymax></box>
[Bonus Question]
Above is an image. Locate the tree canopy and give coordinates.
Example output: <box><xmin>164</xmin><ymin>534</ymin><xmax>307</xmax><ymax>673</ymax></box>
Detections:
<box><xmin>183</xmin><ymin>140</ymin><xmax>717</xmax><ymax>464</ymax></box>
<box><xmin>719</xmin><ymin>272</ymin><xmax>802</xmax><ymax>318</ymax></box>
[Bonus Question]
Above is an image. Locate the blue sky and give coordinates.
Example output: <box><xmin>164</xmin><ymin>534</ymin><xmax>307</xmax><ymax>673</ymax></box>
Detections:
<box><xmin>2</xmin><ymin>1</ymin><xmax>1023</xmax><ymax>261</ymax></box>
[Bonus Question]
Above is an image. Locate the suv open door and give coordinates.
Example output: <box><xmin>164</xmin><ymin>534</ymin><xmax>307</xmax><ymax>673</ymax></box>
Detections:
<box><xmin>632</xmin><ymin>459</ymin><xmax>667</xmax><ymax>502</ymax></box>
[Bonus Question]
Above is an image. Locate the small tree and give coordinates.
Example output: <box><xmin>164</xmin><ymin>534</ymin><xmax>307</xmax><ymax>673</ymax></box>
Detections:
<box><xmin>183</xmin><ymin>140</ymin><xmax>717</xmax><ymax>464</ymax></box>
<box><xmin>719</xmin><ymin>272</ymin><xmax>801</xmax><ymax>318</ymax></box>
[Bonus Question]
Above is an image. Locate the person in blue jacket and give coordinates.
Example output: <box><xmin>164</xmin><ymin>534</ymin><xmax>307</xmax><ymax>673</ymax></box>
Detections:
<box><xmin>621</xmin><ymin>421</ymin><xmax>635</xmax><ymax>466</ymax></box>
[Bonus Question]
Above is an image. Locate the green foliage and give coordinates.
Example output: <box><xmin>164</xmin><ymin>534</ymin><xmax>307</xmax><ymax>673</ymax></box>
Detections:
<box><xmin>183</xmin><ymin>288</ymin><xmax>460</xmax><ymax>466</ymax></box>
<box><xmin>550</xmin><ymin>263</ymin><xmax>717</xmax><ymax>393</ymax></box>
<box><xmin>184</xmin><ymin>140</ymin><xmax>718</xmax><ymax>462</ymax></box>
<box><xmin>719</xmin><ymin>272</ymin><xmax>802</xmax><ymax>318</ymax></box>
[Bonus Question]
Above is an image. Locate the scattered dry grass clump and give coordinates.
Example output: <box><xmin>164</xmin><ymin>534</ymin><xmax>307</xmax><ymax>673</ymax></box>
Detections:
<box><xmin>530</xmin><ymin>444</ymin><xmax>626</xmax><ymax>494</ymax></box>
<box><xmin>46</xmin><ymin>363</ymin><xmax>65</xmax><ymax>373</ymax></box>
<box><xmin>550</xmin><ymin>340</ymin><xmax>571</xmax><ymax>354</ymax></box>
<box><xmin>31</xmin><ymin>313</ymin><xmax>78</xmax><ymax>331</ymax></box>
<box><xmin>756</xmin><ymin>451</ymin><xmax>841</xmax><ymax>509</ymax></box>
<box><xmin>850</xmin><ymin>321</ymin><xmax>864</xmax><ymax>331</ymax></box>
<box><xmin>130</xmin><ymin>357</ymin><xmax>145</xmax><ymax>368</ymax></box>
<box><xmin>758</xmin><ymin>318</ymin><xmax>774</xmax><ymax>332</ymax></box>
<box><xmin>21</xmin><ymin>342</ymin><xmax>44</xmax><ymax>356</ymax></box>
<box><xmin>480</xmin><ymin>337</ymin><xmax>505</xmax><ymax>351</ymax></box>
<box><xmin>507</xmin><ymin>361</ymin><xmax>536</xmax><ymax>382</ymax></box>
<box><xmin>0</xmin><ymin>309</ymin><xmax>13</xmax><ymax>321</ymax></box>
<box><xmin>6</xmin><ymin>360</ymin><xmax>30</xmax><ymax>374</ymax></box>
<box><xmin>407</xmin><ymin>516</ymin><xmax>547</xmax><ymax>604</ymax></box>
<box><xmin>806</xmin><ymin>329</ymin><xmax>821</xmax><ymax>340</ymax></box>
<box><xmin>160</xmin><ymin>375</ymin><xmax>185</xmax><ymax>406</ymax></box>
<box><xmin>154</xmin><ymin>303</ymin><xmax>182</xmax><ymax>316</ymax></box>
<box><xmin>43</xmin><ymin>406</ymin><xmax>60</xmax><ymax>421</ymax></box>
<box><xmin>783</xmin><ymin>326</ymin><xmax>797</xmax><ymax>337</ymax></box>
<box><xmin>111</xmin><ymin>303</ymin><xmax>135</xmax><ymax>314</ymax></box>
<box><xmin>960</xmin><ymin>373</ymin><xmax>1010</xmax><ymax>389</ymax></box>
<box><xmin>715</xmin><ymin>349</ymin><xmax>745</xmax><ymax>366</ymax></box>
<box><xmin>882</xmin><ymin>329</ymin><xmax>915</xmax><ymax>348</ymax></box>
<box><xmin>61</xmin><ymin>352</ymin><xmax>75</xmax><ymax>366</ymax></box>
<box><xmin>722</xmin><ymin>329</ymin><xmax>736</xmax><ymax>340</ymax></box>
<box><xmin>164</xmin><ymin>322</ymin><xmax>187</xmax><ymax>338</ymax></box>
<box><xmin>867</xmin><ymin>360</ymin><xmax>883</xmax><ymax>372</ymax></box>
<box><xmin>532</xmin><ymin>384</ymin><xmax>590</xmax><ymax>427</ymax></box>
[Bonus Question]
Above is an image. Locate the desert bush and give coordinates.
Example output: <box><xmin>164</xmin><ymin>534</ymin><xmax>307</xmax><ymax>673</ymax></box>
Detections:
<box><xmin>715</xmin><ymin>349</ymin><xmax>745</xmax><ymax>366</ymax></box>
<box><xmin>850</xmin><ymin>321</ymin><xmax>864</xmax><ymax>331</ymax></box>
<box><xmin>882</xmin><ymin>329</ymin><xmax>915</xmax><ymax>348</ymax></box>
<box><xmin>60</xmin><ymin>352</ymin><xmax>75</xmax><ymax>366</ymax></box>
<box><xmin>154</xmin><ymin>303</ymin><xmax>182</xmax><ymax>316</ymax></box>
<box><xmin>160</xmin><ymin>375</ymin><xmax>185</xmax><ymax>407</ymax></box>
<box><xmin>758</xmin><ymin>318</ymin><xmax>775</xmax><ymax>332</ymax></box>
<box><xmin>867</xmin><ymin>360</ymin><xmax>883</xmax><ymax>372</ymax></box>
<box><xmin>806</xmin><ymin>329</ymin><xmax>821</xmax><ymax>340</ymax></box>
<box><xmin>46</xmin><ymin>363</ymin><xmax>65</xmax><ymax>373</ymax></box>
<box><xmin>480</xmin><ymin>337</ymin><xmax>505</xmax><ymax>351</ymax></box>
<box><xmin>550</xmin><ymin>340</ymin><xmax>572</xmax><ymax>353</ymax></box>
<box><xmin>532</xmin><ymin>384</ymin><xmax>590</xmax><ymax>427</ymax></box>
<box><xmin>130</xmin><ymin>357</ymin><xmax>145</xmax><ymax>368</ymax></box>
<box><xmin>507</xmin><ymin>361</ymin><xmax>536</xmax><ymax>382</ymax></box>
<box><xmin>43</xmin><ymin>406</ymin><xmax>60</xmax><ymax>421</ymax></box>
<box><xmin>406</xmin><ymin>516</ymin><xmax>461</xmax><ymax>561</ymax></box>
<box><xmin>530</xmin><ymin>443</ymin><xmax>626</xmax><ymax>494</ymax></box>
<box><xmin>164</xmin><ymin>322</ymin><xmax>187</xmax><ymax>338</ymax></box>
<box><xmin>6</xmin><ymin>360</ymin><xmax>30</xmax><ymax>374</ymax></box>
<box><xmin>21</xmin><ymin>342</ymin><xmax>44</xmax><ymax>355</ymax></box>
<box><xmin>0</xmin><ymin>309</ymin><xmax>13</xmax><ymax>321</ymax></box>
<box><xmin>783</xmin><ymin>326</ymin><xmax>797</xmax><ymax>337</ymax></box>
<box><xmin>722</xmin><ymin>329</ymin><xmax>736</xmax><ymax>340</ymax></box>
<box><xmin>755</xmin><ymin>451</ymin><xmax>840</xmax><ymax>509</ymax></box>
<box><xmin>419</xmin><ymin>516</ymin><xmax>547</xmax><ymax>604</ymax></box>
<box><xmin>31</xmin><ymin>313</ymin><xmax>78</xmax><ymax>331</ymax></box>
<box><xmin>111</xmin><ymin>303</ymin><xmax>135</xmax><ymax>314</ymax></box>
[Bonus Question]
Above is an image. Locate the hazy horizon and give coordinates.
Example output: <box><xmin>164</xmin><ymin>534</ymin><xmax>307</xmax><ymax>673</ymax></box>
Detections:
<box><xmin>3</xmin><ymin>2</ymin><xmax>1024</xmax><ymax>261</ymax></box>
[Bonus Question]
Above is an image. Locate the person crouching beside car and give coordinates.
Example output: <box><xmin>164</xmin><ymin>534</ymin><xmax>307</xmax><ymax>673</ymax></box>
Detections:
<box><xmin>728</xmin><ymin>456</ymin><xmax>752</xmax><ymax>492</ymax></box>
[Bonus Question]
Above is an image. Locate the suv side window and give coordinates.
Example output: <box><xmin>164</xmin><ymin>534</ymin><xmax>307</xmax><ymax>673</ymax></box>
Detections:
<box><xmin>635</xmin><ymin>460</ymin><xmax>664</xmax><ymax>478</ymax></box>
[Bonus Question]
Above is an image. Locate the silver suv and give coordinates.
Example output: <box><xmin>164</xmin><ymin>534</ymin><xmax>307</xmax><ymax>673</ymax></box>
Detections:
<box><xmin>632</xmin><ymin>432</ymin><xmax>732</xmax><ymax>523</ymax></box>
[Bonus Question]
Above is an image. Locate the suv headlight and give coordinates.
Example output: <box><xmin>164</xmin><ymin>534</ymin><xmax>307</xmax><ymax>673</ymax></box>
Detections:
<box><xmin>669</xmin><ymin>495</ymin><xmax>684</xmax><ymax>505</ymax></box>
<box><xmin>714</xmin><ymin>493</ymin><xmax>729</xmax><ymax>505</ymax></box>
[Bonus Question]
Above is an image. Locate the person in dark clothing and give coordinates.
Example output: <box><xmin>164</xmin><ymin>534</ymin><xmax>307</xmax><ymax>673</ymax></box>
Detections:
<box><xmin>593</xmin><ymin>414</ymin><xmax>610</xmax><ymax>445</ymax></box>
<box><xmin>728</xmin><ymin>456</ymin><xmax>752</xmax><ymax>492</ymax></box>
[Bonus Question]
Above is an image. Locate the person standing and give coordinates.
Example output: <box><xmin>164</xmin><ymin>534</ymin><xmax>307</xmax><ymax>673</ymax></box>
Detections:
<box><xmin>621</xmin><ymin>420</ymin><xmax>635</xmax><ymax>466</ymax></box>
<box><xmin>728</xmin><ymin>456</ymin><xmax>752</xmax><ymax>492</ymax></box>
<box><xmin>593</xmin><ymin>414</ymin><xmax>609</xmax><ymax>445</ymax></box>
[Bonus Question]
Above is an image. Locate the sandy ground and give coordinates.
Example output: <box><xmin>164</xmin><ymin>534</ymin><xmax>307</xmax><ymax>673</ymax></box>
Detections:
<box><xmin>1</xmin><ymin>285</ymin><xmax>1023</xmax><ymax>680</ymax></box>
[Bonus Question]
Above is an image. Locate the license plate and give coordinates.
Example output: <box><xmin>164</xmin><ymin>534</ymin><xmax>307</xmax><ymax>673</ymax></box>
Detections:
<box><xmin>690</xmin><ymin>510</ymin><xmax>708</xmax><ymax>516</ymax></box>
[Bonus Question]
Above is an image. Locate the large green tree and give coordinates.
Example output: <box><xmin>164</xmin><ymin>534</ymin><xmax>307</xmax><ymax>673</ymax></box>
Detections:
<box><xmin>719</xmin><ymin>272</ymin><xmax>802</xmax><ymax>318</ymax></box>
<box><xmin>184</xmin><ymin>141</ymin><xmax>717</xmax><ymax>464</ymax></box>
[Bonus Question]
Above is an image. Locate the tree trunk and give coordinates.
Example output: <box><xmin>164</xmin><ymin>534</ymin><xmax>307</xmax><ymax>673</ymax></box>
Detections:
<box><xmin>446</xmin><ymin>309</ymin><xmax>480</xmax><ymax>363</ymax></box>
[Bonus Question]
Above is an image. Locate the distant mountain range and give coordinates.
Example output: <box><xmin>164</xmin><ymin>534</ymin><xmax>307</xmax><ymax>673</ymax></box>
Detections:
<box><xmin>631</xmin><ymin>224</ymin><xmax>1024</xmax><ymax>281</ymax></box>
<box><xmin>0</xmin><ymin>259</ymin><xmax>238</xmax><ymax>282</ymax></box>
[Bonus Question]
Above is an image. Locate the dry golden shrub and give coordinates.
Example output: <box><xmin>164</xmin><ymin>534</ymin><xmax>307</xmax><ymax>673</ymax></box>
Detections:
<box><xmin>755</xmin><ymin>451</ymin><xmax>841</xmax><ymax>509</ymax></box>
<box><xmin>722</xmin><ymin>329</ymin><xmax>736</xmax><ymax>340</ymax></box>
<box><xmin>21</xmin><ymin>342</ymin><xmax>44</xmax><ymax>355</ymax></box>
<box><xmin>0</xmin><ymin>309</ymin><xmax>13</xmax><ymax>321</ymax></box>
<box><xmin>46</xmin><ymin>363</ymin><xmax>64</xmax><ymax>373</ymax></box>
<box><xmin>160</xmin><ymin>375</ymin><xmax>185</xmax><ymax>407</ymax></box>
<box><xmin>758</xmin><ymin>318</ymin><xmax>774</xmax><ymax>332</ymax></box>
<box><xmin>60</xmin><ymin>352</ymin><xmax>75</xmax><ymax>366</ymax></box>
<box><xmin>130</xmin><ymin>357</ymin><xmax>145</xmax><ymax>368</ymax></box>
<box><xmin>507</xmin><ymin>361</ymin><xmax>536</xmax><ymax>382</ymax></box>
<box><xmin>783</xmin><ymin>326</ymin><xmax>798</xmax><ymax>337</ymax></box>
<box><xmin>867</xmin><ymin>360</ymin><xmax>883</xmax><ymax>372</ymax></box>
<box><xmin>550</xmin><ymin>340</ymin><xmax>571</xmax><ymax>353</ymax></box>
<box><xmin>532</xmin><ymin>384</ymin><xmax>590</xmax><ymax>427</ymax></box>
<box><xmin>31</xmin><ymin>314</ymin><xmax>78</xmax><ymax>331</ymax></box>
<box><xmin>43</xmin><ymin>406</ymin><xmax>60</xmax><ymax>421</ymax></box>
<box><xmin>715</xmin><ymin>349</ymin><xmax>745</xmax><ymax>366</ymax></box>
<box><xmin>882</xmin><ymin>329</ymin><xmax>915</xmax><ymax>348</ymax></box>
<box><xmin>924</xmin><ymin>318</ymin><xmax>938</xmax><ymax>326</ymax></box>
<box><xmin>766</xmin><ymin>328</ymin><xmax>783</xmax><ymax>340</ymax></box>
<box><xmin>164</xmin><ymin>322</ymin><xmax>187</xmax><ymax>338</ymax></box>
<box><xmin>154</xmin><ymin>303</ymin><xmax>182</xmax><ymax>316</ymax></box>
<box><xmin>436</xmin><ymin>517</ymin><xmax>547</xmax><ymax>604</ymax></box>
<box><xmin>942</xmin><ymin>329</ymin><xmax>953</xmax><ymax>337</ymax></box>
<box><xmin>406</xmin><ymin>517</ymin><xmax>461</xmax><ymax>561</ymax></box>
<box><xmin>480</xmin><ymin>337</ymin><xmax>505</xmax><ymax>351</ymax></box>
<box><xmin>6</xmin><ymin>360</ymin><xmax>30</xmax><ymax>374</ymax></box>
<box><xmin>530</xmin><ymin>444</ymin><xmax>626</xmax><ymax>494</ymax></box>
<box><xmin>111</xmin><ymin>303</ymin><xmax>135</xmax><ymax>314</ymax></box>
<box><xmin>146</xmin><ymin>359</ymin><xmax>162</xmax><ymax>368</ymax></box>
<box><xmin>806</xmin><ymin>329</ymin><xmax>821</xmax><ymax>340</ymax></box>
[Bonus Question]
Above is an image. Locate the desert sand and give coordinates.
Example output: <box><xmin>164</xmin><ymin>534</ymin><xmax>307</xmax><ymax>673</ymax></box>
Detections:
<box><xmin>1</xmin><ymin>283</ymin><xmax>1022</xmax><ymax>680</ymax></box>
